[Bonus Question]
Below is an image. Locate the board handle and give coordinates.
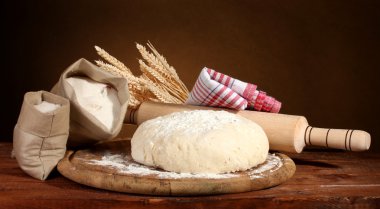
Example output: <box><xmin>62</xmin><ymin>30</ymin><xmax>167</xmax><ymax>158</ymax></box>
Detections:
<box><xmin>304</xmin><ymin>127</ymin><xmax>371</xmax><ymax>151</ymax></box>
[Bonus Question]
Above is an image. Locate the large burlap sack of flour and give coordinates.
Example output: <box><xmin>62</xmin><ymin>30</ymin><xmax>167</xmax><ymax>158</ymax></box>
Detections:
<box><xmin>13</xmin><ymin>91</ymin><xmax>70</xmax><ymax>180</ymax></box>
<box><xmin>52</xmin><ymin>58</ymin><xmax>129</xmax><ymax>147</ymax></box>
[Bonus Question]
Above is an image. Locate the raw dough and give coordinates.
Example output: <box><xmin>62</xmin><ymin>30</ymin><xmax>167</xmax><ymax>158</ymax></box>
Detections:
<box><xmin>131</xmin><ymin>110</ymin><xmax>269</xmax><ymax>174</ymax></box>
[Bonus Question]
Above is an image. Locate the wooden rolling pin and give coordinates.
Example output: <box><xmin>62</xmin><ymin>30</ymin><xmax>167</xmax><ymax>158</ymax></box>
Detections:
<box><xmin>124</xmin><ymin>101</ymin><xmax>371</xmax><ymax>153</ymax></box>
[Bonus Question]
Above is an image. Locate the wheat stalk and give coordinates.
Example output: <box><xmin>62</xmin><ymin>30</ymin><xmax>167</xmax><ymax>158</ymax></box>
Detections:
<box><xmin>96</xmin><ymin>60</ymin><xmax>142</xmax><ymax>92</ymax></box>
<box><xmin>137</xmin><ymin>43</ymin><xmax>189</xmax><ymax>100</ymax></box>
<box><xmin>94</xmin><ymin>43</ymin><xmax>189</xmax><ymax>109</ymax></box>
<box><xmin>95</xmin><ymin>46</ymin><xmax>133</xmax><ymax>76</ymax></box>
<box><xmin>146</xmin><ymin>42</ymin><xmax>189</xmax><ymax>93</ymax></box>
<box><xmin>146</xmin><ymin>42</ymin><xmax>178</xmax><ymax>78</ymax></box>
<box><xmin>147</xmin><ymin>42</ymin><xmax>189</xmax><ymax>94</ymax></box>
<box><xmin>95</xmin><ymin>60</ymin><xmax>126</xmax><ymax>77</ymax></box>
<box><xmin>139</xmin><ymin>60</ymin><xmax>187</xmax><ymax>102</ymax></box>
<box><xmin>140</xmin><ymin>80</ymin><xmax>173</xmax><ymax>103</ymax></box>
<box><xmin>136</xmin><ymin>44</ymin><xmax>176</xmax><ymax>81</ymax></box>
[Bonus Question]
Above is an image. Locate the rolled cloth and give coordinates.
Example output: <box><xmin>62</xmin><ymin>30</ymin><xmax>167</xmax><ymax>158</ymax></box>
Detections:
<box><xmin>185</xmin><ymin>67</ymin><xmax>281</xmax><ymax>113</ymax></box>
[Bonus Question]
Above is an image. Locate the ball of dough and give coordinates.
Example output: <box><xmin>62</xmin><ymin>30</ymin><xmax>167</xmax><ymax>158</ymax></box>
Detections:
<box><xmin>131</xmin><ymin>110</ymin><xmax>269</xmax><ymax>174</ymax></box>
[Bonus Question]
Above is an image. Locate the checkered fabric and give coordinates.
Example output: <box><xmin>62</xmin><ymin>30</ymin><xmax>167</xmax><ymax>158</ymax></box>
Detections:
<box><xmin>185</xmin><ymin>67</ymin><xmax>281</xmax><ymax>113</ymax></box>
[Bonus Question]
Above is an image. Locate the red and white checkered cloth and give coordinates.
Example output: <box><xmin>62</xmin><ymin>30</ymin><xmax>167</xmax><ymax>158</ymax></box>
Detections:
<box><xmin>185</xmin><ymin>67</ymin><xmax>281</xmax><ymax>113</ymax></box>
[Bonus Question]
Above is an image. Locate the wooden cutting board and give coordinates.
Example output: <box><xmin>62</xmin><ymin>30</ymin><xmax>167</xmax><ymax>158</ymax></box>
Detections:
<box><xmin>57</xmin><ymin>140</ymin><xmax>295</xmax><ymax>196</ymax></box>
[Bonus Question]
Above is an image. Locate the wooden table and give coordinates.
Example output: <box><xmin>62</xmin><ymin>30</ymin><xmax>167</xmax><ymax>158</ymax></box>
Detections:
<box><xmin>1</xmin><ymin>142</ymin><xmax>379</xmax><ymax>209</ymax></box>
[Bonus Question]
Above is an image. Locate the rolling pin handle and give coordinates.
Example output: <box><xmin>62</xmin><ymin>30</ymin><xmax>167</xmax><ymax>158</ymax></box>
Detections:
<box><xmin>305</xmin><ymin>127</ymin><xmax>371</xmax><ymax>151</ymax></box>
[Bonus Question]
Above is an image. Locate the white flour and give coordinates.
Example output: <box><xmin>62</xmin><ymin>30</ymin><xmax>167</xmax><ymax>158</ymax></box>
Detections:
<box><xmin>89</xmin><ymin>152</ymin><xmax>237</xmax><ymax>179</ymax></box>
<box><xmin>34</xmin><ymin>101</ymin><xmax>61</xmax><ymax>113</ymax></box>
<box><xmin>143</xmin><ymin>110</ymin><xmax>244</xmax><ymax>139</ymax></box>
<box><xmin>247</xmin><ymin>154</ymin><xmax>283</xmax><ymax>179</ymax></box>
<box><xmin>67</xmin><ymin>77</ymin><xmax>120</xmax><ymax>131</ymax></box>
<box><xmin>87</xmin><ymin>152</ymin><xmax>282</xmax><ymax>180</ymax></box>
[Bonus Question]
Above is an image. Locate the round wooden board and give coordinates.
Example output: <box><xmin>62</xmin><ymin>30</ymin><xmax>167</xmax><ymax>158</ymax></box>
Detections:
<box><xmin>58</xmin><ymin>140</ymin><xmax>296</xmax><ymax>196</ymax></box>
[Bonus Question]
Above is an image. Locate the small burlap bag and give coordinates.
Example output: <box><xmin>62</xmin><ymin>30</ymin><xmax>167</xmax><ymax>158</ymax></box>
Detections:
<box><xmin>13</xmin><ymin>91</ymin><xmax>70</xmax><ymax>180</ymax></box>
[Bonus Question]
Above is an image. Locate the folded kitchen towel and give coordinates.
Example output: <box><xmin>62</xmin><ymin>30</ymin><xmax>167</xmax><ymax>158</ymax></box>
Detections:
<box><xmin>185</xmin><ymin>67</ymin><xmax>281</xmax><ymax>113</ymax></box>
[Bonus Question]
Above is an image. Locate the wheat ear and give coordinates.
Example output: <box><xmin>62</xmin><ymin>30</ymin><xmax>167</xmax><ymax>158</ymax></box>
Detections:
<box><xmin>146</xmin><ymin>42</ymin><xmax>189</xmax><ymax>93</ymax></box>
<box><xmin>139</xmin><ymin>60</ymin><xmax>187</xmax><ymax>102</ymax></box>
<box><xmin>137</xmin><ymin>43</ymin><xmax>189</xmax><ymax>97</ymax></box>
<box><xmin>95</xmin><ymin>43</ymin><xmax>189</xmax><ymax>108</ymax></box>
<box><xmin>94</xmin><ymin>46</ymin><xmax>133</xmax><ymax>76</ymax></box>
<box><xmin>136</xmin><ymin>44</ymin><xmax>176</xmax><ymax>81</ymax></box>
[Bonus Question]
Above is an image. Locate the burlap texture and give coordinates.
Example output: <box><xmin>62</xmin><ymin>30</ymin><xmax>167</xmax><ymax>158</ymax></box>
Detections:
<box><xmin>51</xmin><ymin>58</ymin><xmax>129</xmax><ymax>147</ymax></box>
<box><xmin>13</xmin><ymin>91</ymin><xmax>70</xmax><ymax>180</ymax></box>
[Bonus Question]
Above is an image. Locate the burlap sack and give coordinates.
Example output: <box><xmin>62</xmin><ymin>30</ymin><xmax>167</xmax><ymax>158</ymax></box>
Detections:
<box><xmin>51</xmin><ymin>58</ymin><xmax>129</xmax><ymax>147</ymax></box>
<box><xmin>13</xmin><ymin>91</ymin><xmax>70</xmax><ymax>180</ymax></box>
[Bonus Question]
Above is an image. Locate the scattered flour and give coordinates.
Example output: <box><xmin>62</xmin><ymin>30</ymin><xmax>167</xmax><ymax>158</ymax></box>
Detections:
<box><xmin>34</xmin><ymin>101</ymin><xmax>61</xmax><ymax>113</ymax></box>
<box><xmin>88</xmin><ymin>152</ymin><xmax>237</xmax><ymax>179</ymax></box>
<box><xmin>247</xmin><ymin>154</ymin><xmax>283</xmax><ymax>179</ymax></box>
<box><xmin>87</xmin><ymin>152</ymin><xmax>282</xmax><ymax>180</ymax></box>
<box><xmin>137</xmin><ymin>110</ymin><xmax>245</xmax><ymax>139</ymax></box>
<box><xmin>66</xmin><ymin>76</ymin><xmax>120</xmax><ymax>131</ymax></box>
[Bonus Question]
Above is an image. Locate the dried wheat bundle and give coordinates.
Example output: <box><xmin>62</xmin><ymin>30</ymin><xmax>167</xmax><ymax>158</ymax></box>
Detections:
<box><xmin>94</xmin><ymin>43</ymin><xmax>189</xmax><ymax>109</ymax></box>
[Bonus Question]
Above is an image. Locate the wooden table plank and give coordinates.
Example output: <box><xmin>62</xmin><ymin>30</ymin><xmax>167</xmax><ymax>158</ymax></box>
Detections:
<box><xmin>1</xmin><ymin>142</ymin><xmax>379</xmax><ymax>209</ymax></box>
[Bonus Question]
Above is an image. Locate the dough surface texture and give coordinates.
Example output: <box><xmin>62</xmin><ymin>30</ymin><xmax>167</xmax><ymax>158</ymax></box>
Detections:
<box><xmin>131</xmin><ymin>110</ymin><xmax>269</xmax><ymax>174</ymax></box>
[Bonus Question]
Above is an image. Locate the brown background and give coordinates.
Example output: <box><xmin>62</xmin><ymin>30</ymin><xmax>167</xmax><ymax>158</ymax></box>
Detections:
<box><xmin>2</xmin><ymin>0</ymin><xmax>379</xmax><ymax>151</ymax></box>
